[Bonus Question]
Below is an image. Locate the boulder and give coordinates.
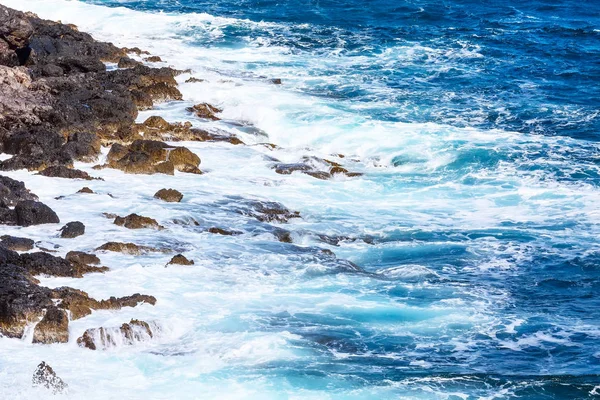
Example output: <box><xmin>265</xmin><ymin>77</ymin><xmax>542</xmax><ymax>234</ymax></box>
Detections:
<box><xmin>32</xmin><ymin>306</ymin><xmax>69</xmax><ymax>344</ymax></box>
<box><xmin>144</xmin><ymin>56</ymin><xmax>162</xmax><ymax>62</ymax></box>
<box><xmin>32</xmin><ymin>362</ymin><xmax>67</xmax><ymax>394</ymax></box>
<box><xmin>114</xmin><ymin>213</ymin><xmax>163</xmax><ymax>230</ymax></box>
<box><xmin>77</xmin><ymin>187</ymin><xmax>94</xmax><ymax>194</ymax></box>
<box><xmin>59</xmin><ymin>221</ymin><xmax>85</xmax><ymax>238</ymax></box>
<box><xmin>186</xmin><ymin>103</ymin><xmax>221</xmax><ymax>120</ymax></box>
<box><xmin>167</xmin><ymin>254</ymin><xmax>194</xmax><ymax>266</ymax></box>
<box><xmin>154</xmin><ymin>188</ymin><xmax>183</xmax><ymax>202</ymax></box>
<box><xmin>39</xmin><ymin>166</ymin><xmax>96</xmax><ymax>180</ymax></box>
<box><xmin>0</xmin><ymin>175</ymin><xmax>38</xmax><ymax>207</ymax></box>
<box><xmin>77</xmin><ymin>319</ymin><xmax>156</xmax><ymax>350</ymax></box>
<box><xmin>0</xmin><ymin>235</ymin><xmax>34</xmax><ymax>251</ymax></box>
<box><xmin>14</xmin><ymin>200</ymin><xmax>59</xmax><ymax>226</ymax></box>
<box><xmin>65</xmin><ymin>251</ymin><xmax>100</xmax><ymax>266</ymax></box>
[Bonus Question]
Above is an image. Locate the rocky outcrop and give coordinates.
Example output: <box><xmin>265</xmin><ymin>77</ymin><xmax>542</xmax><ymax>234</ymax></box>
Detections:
<box><xmin>167</xmin><ymin>254</ymin><xmax>194</xmax><ymax>266</ymax></box>
<box><xmin>77</xmin><ymin>319</ymin><xmax>157</xmax><ymax>350</ymax></box>
<box><xmin>96</xmin><ymin>241</ymin><xmax>164</xmax><ymax>255</ymax></box>
<box><xmin>65</xmin><ymin>251</ymin><xmax>100</xmax><ymax>266</ymax></box>
<box><xmin>38</xmin><ymin>166</ymin><xmax>97</xmax><ymax>180</ymax></box>
<box><xmin>154</xmin><ymin>188</ymin><xmax>183</xmax><ymax>202</ymax></box>
<box><xmin>14</xmin><ymin>200</ymin><xmax>60</xmax><ymax>226</ymax></box>
<box><xmin>0</xmin><ymin>175</ymin><xmax>38</xmax><ymax>206</ymax></box>
<box><xmin>32</xmin><ymin>306</ymin><xmax>68</xmax><ymax>344</ymax></box>
<box><xmin>114</xmin><ymin>213</ymin><xmax>163</xmax><ymax>230</ymax></box>
<box><xmin>0</xmin><ymin>235</ymin><xmax>34</xmax><ymax>251</ymax></box>
<box><xmin>105</xmin><ymin>140</ymin><xmax>201</xmax><ymax>175</ymax></box>
<box><xmin>272</xmin><ymin>156</ymin><xmax>362</xmax><ymax>180</ymax></box>
<box><xmin>59</xmin><ymin>221</ymin><xmax>85</xmax><ymax>238</ymax></box>
<box><xmin>32</xmin><ymin>362</ymin><xmax>68</xmax><ymax>394</ymax></box>
<box><xmin>186</xmin><ymin>103</ymin><xmax>221</xmax><ymax>120</ymax></box>
<box><xmin>231</xmin><ymin>199</ymin><xmax>301</xmax><ymax>223</ymax></box>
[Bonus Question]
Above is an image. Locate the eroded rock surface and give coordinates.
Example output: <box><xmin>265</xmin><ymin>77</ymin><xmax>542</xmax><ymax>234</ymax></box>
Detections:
<box><xmin>114</xmin><ymin>213</ymin><xmax>163</xmax><ymax>230</ymax></box>
<box><xmin>77</xmin><ymin>319</ymin><xmax>157</xmax><ymax>350</ymax></box>
<box><xmin>154</xmin><ymin>188</ymin><xmax>183</xmax><ymax>202</ymax></box>
<box><xmin>32</xmin><ymin>362</ymin><xmax>68</xmax><ymax>394</ymax></box>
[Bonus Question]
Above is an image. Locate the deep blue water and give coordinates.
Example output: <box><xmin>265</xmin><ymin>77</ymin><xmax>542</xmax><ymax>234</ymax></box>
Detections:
<box><xmin>77</xmin><ymin>0</ymin><xmax>600</xmax><ymax>398</ymax></box>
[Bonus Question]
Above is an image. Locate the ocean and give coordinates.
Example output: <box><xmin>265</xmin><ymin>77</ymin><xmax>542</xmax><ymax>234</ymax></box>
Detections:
<box><xmin>1</xmin><ymin>0</ymin><xmax>599</xmax><ymax>398</ymax></box>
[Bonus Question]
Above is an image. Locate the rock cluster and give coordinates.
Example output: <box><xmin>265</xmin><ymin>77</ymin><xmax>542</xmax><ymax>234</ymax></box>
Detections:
<box><xmin>77</xmin><ymin>319</ymin><xmax>157</xmax><ymax>350</ymax></box>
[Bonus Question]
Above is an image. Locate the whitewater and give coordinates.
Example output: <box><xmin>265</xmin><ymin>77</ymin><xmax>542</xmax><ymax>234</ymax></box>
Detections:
<box><xmin>1</xmin><ymin>0</ymin><xmax>600</xmax><ymax>398</ymax></box>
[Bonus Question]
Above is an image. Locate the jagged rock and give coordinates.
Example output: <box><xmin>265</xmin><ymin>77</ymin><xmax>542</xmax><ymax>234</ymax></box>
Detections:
<box><xmin>78</xmin><ymin>319</ymin><xmax>156</xmax><ymax>350</ymax></box>
<box><xmin>122</xmin><ymin>47</ymin><xmax>149</xmax><ymax>56</ymax></box>
<box><xmin>0</xmin><ymin>235</ymin><xmax>34</xmax><ymax>251</ymax></box>
<box><xmin>59</xmin><ymin>221</ymin><xmax>85</xmax><ymax>238</ymax></box>
<box><xmin>77</xmin><ymin>186</ymin><xmax>94</xmax><ymax>194</ymax></box>
<box><xmin>65</xmin><ymin>251</ymin><xmax>100</xmax><ymax>266</ymax></box>
<box><xmin>144</xmin><ymin>56</ymin><xmax>162</xmax><ymax>62</ymax></box>
<box><xmin>154</xmin><ymin>188</ymin><xmax>183</xmax><ymax>202</ymax></box>
<box><xmin>185</xmin><ymin>77</ymin><xmax>203</xmax><ymax>83</ymax></box>
<box><xmin>168</xmin><ymin>147</ymin><xmax>200</xmax><ymax>171</ymax></box>
<box><xmin>272</xmin><ymin>156</ymin><xmax>362</xmax><ymax>180</ymax></box>
<box><xmin>32</xmin><ymin>306</ymin><xmax>69</xmax><ymax>344</ymax></box>
<box><xmin>14</xmin><ymin>200</ymin><xmax>60</xmax><ymax>226</ymax></box>
<box><xmin>39</xmin><ymin>166</ymin><xmax>96</xmax><ymax>180</ymax></box>
<box><xmin>131</xmin><ymin>116</ymin><xmax>243</xmax><ymax>144</ymax></box>
<box><xmin>32</xmin><ymin>362</ymin><xmax>67</xmax><ymax>394</ymax></box>
<box><xmin>96</xmin><ymin>241</ymin><xmax>163</xmax><ymax>255</ymax></box>
<box><xmin>0</xmin><ymin>175</ymin><xmax>38</xmax><ymax>207</ymax></box>
<box><xmin>272</xmin><ymin>228</ymin><xmax>293</xmax><ymax>243</ymax></box>
<box><xmin>60</xmin><ymin>132</ymin><xmax>102</xmax><ymax>162</ymax></box>
<box><xmin>232</xmin><ymin>199</ymin><xmax>301</xmax><ymax>223</ymax></box>
<box><xmin>167</xmin><ymin>254</ymin><xmax>194</xmax><ymax>266</ymax></box>
<box><xmin>186</xmin><ymin>103</ymin><xmax>222</xmax><ymax>120</ymax></box>
<box><xmin>114</xmin><ymin>213</ymin><xmax>163</xmax><ymax>230</ymax></box>
<box><xmin>207</xmin><ymin>227</ymin><xmax>242</xmax><ymax>236</ymax></box>
<box><xmin>117</xmin><ymin>56</ymin><xmax>140</xmax><ymax>68</ymax></box>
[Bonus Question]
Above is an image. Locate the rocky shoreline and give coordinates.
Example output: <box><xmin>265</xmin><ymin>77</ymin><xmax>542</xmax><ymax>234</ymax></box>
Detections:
<box><xmin>0</xmin><ymin>3</ymin><xmax>368</xmax><ymax>392</ymax></box>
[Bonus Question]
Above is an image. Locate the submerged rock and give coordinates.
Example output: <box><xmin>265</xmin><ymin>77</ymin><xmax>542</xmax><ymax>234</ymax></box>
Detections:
<box><xmin>32</xmin><ymin>306</ymin><xmax>69</xmax><ymax>344</ymax></box>
<box><xmin>38</xmin><ymin>166</ymin><xmax>97</xmax><ymax>180</ymax></box>
<box><xmin>154</xmin><ymin>188</ymin><xmax>183</xmax><ymax>202</ymax></box>
<box><xmin>96</xmin><ymin>241</ymin><xmax>163</xmax><ymax>255</ymax></box>
<box><xmin>234</xmin><ymin>199</ymin><xmax>301</xmax><ymax>223</ymax></box>
<box><xmin>77</xmin><ymin>186</ymin><xmax>94</xmax><ymax>194</ymax></box>
<box><xmin>167</xmin><ymin>254</ymin><xmax>194</xmax><ymax>266</ymax></box>
<box><xmin>0</xmin><ymin>235</ymin><xmax>34</xmax><ymax>251</ymax></box>
<box><xmin>78</xmin><ymin>319</ymin><xmax>157</xmax><ymax>350</ymax></box>
<box><xmin>186</xmin><ymin>103</ymin><xmax>222</xmax><ymax>120</ymax></box>
<box><xmin>32</xmin><ymin>362</ymin><xmax>67</xmax><ymax>394</ymax></box>
<box><xmin>59</xmin><ymin>221</ymin><xmax>85</xmax><ymax>238</ymax></box>
<box><xmin>272</xmin><ymin>156</ymin><xmax>362</xmax><ymax>180</ymax></box>
<box><xmin>114</xmin><ymin>213</ymin><xmax>164</xmax><ymax>230</ymax></box>
<box><xmin>207</xmin><ymin>227</ymin><xmax>242</xmax><ymax>236</ymax></box>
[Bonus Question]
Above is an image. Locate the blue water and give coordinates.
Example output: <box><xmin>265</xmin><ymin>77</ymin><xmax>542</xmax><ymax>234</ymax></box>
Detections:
<box><xmin>70</xmin><ymin>0</ymin><xmax>600</xmax><ymax>398</ymax></box>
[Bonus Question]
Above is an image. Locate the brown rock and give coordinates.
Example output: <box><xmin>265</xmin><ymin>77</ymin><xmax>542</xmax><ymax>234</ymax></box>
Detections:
<box><xmin>154</xmin><ymin>188</ymin><xmax>183</xmax><ymax>202</ymax></box>
<box><xmin>77</xmin><ymin>187</ymin><xmax>94</xmax><ymax>194</ymax></box>
<box><xmin>114</xmin><ymin>213</ymin><xmax>163</xmax><ymax>230</ymax></box>
<box><xmin>77</xmin><ymin>319</ymin><xmax>156</xmax><ymax>350</ymax></box>
<box><xmin>144</xmin><ymin>56</ymin><xmax>162</xmax><ymax>62</ymax></box>
<box><xmin>167</xmin><ymin>254</ymin><xmax>194</xmax><ymax>266</ymax></box>
<box><xmin>186</xmin><ymin>103</ymin><xmax>222</xmax><ymax>120</ymax></box>
<box><xmin>96</xmin><ymin>241</ymin><xmax>162</xmax><ymax>255</ymax></box>
<box><xmin>65</xmin><ymin>251</ymin><xmax>100</xmax><ymax>265</ymax></box>
<box><xmin>32</xmin><ymin>306</ymin><xmax>68</xmax><ymax>344</ymax></box>
<box><xmin>167</xmin><ymin>146</ymin><xmax>200</xmax><ymax>172</ymax></box>
<box><xmin>117</xmin><ymin>57</ymin><xmax>141</xmax><ymax>68</ymax></box>
<box><xmin>185</xmin><ymin>77</ymin><xmax>204</xmax><ymax>83</ymax></box>
<box><xmin>207</xmin><ymin>227</ymin><xmax>242</xmax><ymax>236</ymax></box>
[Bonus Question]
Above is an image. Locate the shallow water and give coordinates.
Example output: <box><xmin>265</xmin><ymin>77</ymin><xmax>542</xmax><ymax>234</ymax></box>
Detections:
<box><xmin>1</xmin><ymin>0</ymin><xmax>600</xmax><ymax>398</ymax></box>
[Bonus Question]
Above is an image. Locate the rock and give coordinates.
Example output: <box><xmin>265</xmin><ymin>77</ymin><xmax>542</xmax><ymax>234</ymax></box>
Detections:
<box><xmin>32</xmin><ymin>306</ymin><xmax>69</xmax><ymax>344</ymax></box>
<box><xmin>131</xmin><ymin>116</ymin><xmax>242</xmax><ymax>144</ymax></box>
<box><xmin>77</xmin><ymin>319</ymin><xmax>156</xmax><ymax>350</ymax></box>
<box><xmin>185</xmin><ymin>77</ymin><xmax>204</xmax><ymax>83</ymax></box>
<box><xmin>168</xmin><ymin>146</ymin><xmax>201</xmax><ymax>172</ymax></box>
<box><xmin>14</xmin><ymin>200</ymin><xmax>60</xmax><ymax>226</ymax></box>
<box><xmin>96</xmin><ymin>241</ymin><xmax>163</xmax><ymax>255</ymax></box>
<box><xmin>107</xmin><ymin>140</ymin><xmax>200</xmax><ymax>175</ymax></box>
<box><xmin>272</xmin><ymin>228</ymin><xmax>293</xmax><ymax>243</ymax></box>
<box><xmin>19</xmin><ymin>251</ymin><xmax>91</xmax><ymax>277</ymax></box>
<box><xmin>32</xmin><ymin>362</ymin><xmax>67</xmax><ymax>394</ymax></box>
<box><xmin>207</xmin><ymin>227</ymin><xmax>242</xmax><ymax>236</ymax></box>
<box><xmin>77</xmin><ymin>187</ymin><xmax>94</xmax><ymax>194</ymax></box>
<box><xmin>0</xmin><ymin>175</ymin><xmax>38</xmax><ymax>207</ymax></box>
<box><xmin>271</xmin><ymin>156</ymin><xmax>362</xmax><ymax>180</ymax></box>
<box><xmin>0</xmin><ymin>235</ymin><xmax>34</xmax><ymax>251</ymax></box>
<box><xmin>186</xmin><ymin>103</ymin><xmax>222</xmax><ymax>120</ymax></box>
<box><xmin>144</xmin><ymin>56</ymin><xmax>162</xmax><ymax>62</ymax></box>
<box><xmin>59</xmin><ymin>221</ymin><xmax>85</xmax><ymax>238</ymax></box>
<box><xmin>65</xmin><ymin>251</ymin><xmax>100</xmax><ymax>265</ymax></box>
<box><xmin>122</xmin><ymin>47</ymin><xmax>149</xmax><ymax>55</ymax></box>
<box><xmin>271</xmin><ymin>78</ymin><xmax>282</xmax><ymax>84</ymax></box>
<box><xmin>60</xmin><ymin>132</ymin><xmax>102</xmax><ymax>162</ymax></box>
<box><xmin>233</xmin><ymin>199</ymin><xmax>301</xmax><ymax>223</ymax></box>
<box><xmin>154</xmin><ymin>188</ymin><xmax>183</xmax><ymax>202</ymax></box>
<box><xmin>167</xmin><ymin>254</ymin><xmax>194</xmax><ymax>266</ymax></box>
<box><xmin>39</xmin><ymin>166</ymin><xmax>97</xmax><ymax>180</ymax></box>
<box><xmin>117</xmin><ymin>56</ymin><xmax>140</xmax><ymax>68</ymax></box>
<box><xmin>114</xmin><ymin>213</ymin><xmax>163</xmax><ymax>230</ymax></box>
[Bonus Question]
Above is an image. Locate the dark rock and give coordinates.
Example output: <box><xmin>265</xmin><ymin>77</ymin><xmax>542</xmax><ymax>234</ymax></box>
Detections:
<box><xmin>186</xmin><ymin>103</ymin><xmax>222</xmax><ymax>120</ymax></box>
<box><xmin>235</xmin><ymin>199</ymin><xmax>301</xmax><ymax>223</ymax></box>
<box><xmin>185</xmin><ymin>77</ymin><xmax>204</xmax><ymax>83</ymax></box>
<box><xmin>59</xmin><ymin>221</ymin><xmax>85</xmax><ymax>238</ymax></box>
<box><xmin>117</xmin><ymin>56</ymin><xmax>140</xmax><ymax>68</ymax></box>
<box><xmin>14</xmin><ymin>200</ymin><xmax>60</xmax><ymax>226</ymax></box>
<box><xmin>32</xmin><ymin>306</ymin><xmax>69</xmax><ymax>344</ymax></box>
<box><xmin>60</xmin><ymin>132</ymin><xmax>101</xmax><ymax>162</ymax></box>
<box><xmin>38</xmin><ymin>166</ymin><xmax>96</xmax><ymax>180</ymax></box>
<box><xmin>144</xmin><ymin>56</ymin><xmax>162</xmax><ymax>62</ymax></box>
<box><xmin>77</xmin><ymin>186</ymin><xmax>94</xmax><ymax>194</ymax></box>
<box><xmin>167</xmin><ymin>254</ymin><xmax>194</xmax><ymax>266</ymax></box>
<box><xmin>0</xmin><ymin>175</ymin><xmax>38</xmax><ymax>207</ymax></box>
<box><xmin>271</xmin><ymin>78</ymin><xmax>282</xmax><ymax>85</ymax></box>
<box><xmin>0</xmin><ymin>235</ymin><xmax>34</xmax><ymax>251</ymax></box>
<box><xmin>122</xmin><ymin>47</ymin><xmax>149</xmax><ymax>56</ymax></box>
<box><xmin>207</xmin><ymin>227</ymin><xmax>242</xmax><ymax>236</ymax></box>
<box><xmin>32</xmin><ymin>362</ymin><xmax>67</xmax><ymax>394</ymax></box>
<box><xmin>154</xmin><ymin>188</ymin><xmax>183</xmax><ymax>202</ymax></box>
<box><xmin>272</xmin><ymin>228</ymin><xmax>293</xmax><ymax>243</ymax></box>
<box><xmin>114</xmin><ymin>213</ymin><xmax>163</xmax><ymax>230</ymax></box>
<box><xmin>65</xmin><ymin>251</ymin><xmax>100</xmax><ymax>265</ymax></box>
<box><xmin>96</xmin><ymin>241</ymin><xmax>163</xmax><ymax>255</ymax></box>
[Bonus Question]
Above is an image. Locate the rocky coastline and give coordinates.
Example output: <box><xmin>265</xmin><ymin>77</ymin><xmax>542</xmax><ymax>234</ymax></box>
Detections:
<box><xmin>0</xmin><ymin>3</ymin><xmax>367</xmax><ymax>392</ymax></box>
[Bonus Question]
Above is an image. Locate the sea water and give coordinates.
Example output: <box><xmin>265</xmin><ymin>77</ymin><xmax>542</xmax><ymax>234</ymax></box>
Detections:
<box><xmin>0</xmin><ymin>0</ymin><xmax>599</xmax><ymax>398</ymax></box>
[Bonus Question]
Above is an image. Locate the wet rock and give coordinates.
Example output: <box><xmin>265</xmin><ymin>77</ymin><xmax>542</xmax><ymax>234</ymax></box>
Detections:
<box><xmin>96</xmin><ymin>241</ymin><xmax>162</xmax><ymax>255</ymax></box>
<box><xmin>233</xmin><ymin>199</ymin><xmax>301</xmax><ymax>223</ymax></box>
<box><xmin>77</xmin><ymin>186</ymin><xmax>94</xmax><ymax>194</ymax></box>
<box><xmin>117</xmin><ymin>56</ymin><xmax>140</xmax><ymax>69</ymax></box>
<box><xmin>207</xmin><ymin>227</ymin><xmax>242</xmax><ymax>236</ymax></box>
<box><xmin>32</xmin><ymin>306</ymin><xmax>69</xmax><ymax>344</ymax></box>
<box><xmin>14</xmin><ymin>200</ymin><xmax>60</xmax><ymax>226</ymax></box>
<box><xmin>131</xmin><ymin>116</ymin><xmax>243</xmax><ymax>144</ymax></box>
<box><xmin>272</xmin><ymin>227</ymin><xmax>293</xmax><ymax>243</ymax></box>
<box><xmin>32</xmin><ymin>362</ymin><xmax>67</xmax><ymax>394</ymax></box>
<box><xmin>114</xmin><ymin>213</ymin><xmax>163</xmax><ymax>230</ymax></box>
<box><xmin>144</xmin><ymin>56</ymin><xmax>162</xmax><ymax>62</ymax></box>
<box><xmin>271</xmin><ymin>78</ymin><xmax>282</xmax><ymax>85</ymax></box>
<box><xmin>122</xmin><ymin>47</ymin><xmax>149</xmax><ymax>56</ymax></box>
<box><xmin>186</xmin><ymin>103</ymin><xmax>222</xmax><ymax>120</ymax></box>
<box><xmin>185</xmin><ymin>77</ymin><xmax>204</xmax><ymax>83</ymax></box>
<box><xmin>0</xmin><ymin>235</ymin><xmax>34</xmax><ymax>251</ymax></box>
<box><xmin>167</xmin><ymin>254</ymin><xmax>194</xmax><ymax>266</ymax></box>
<box><xmin>154</xmin><ymin>188</ymin><xmax>183</xmax><ymax>202</ymax></box>
<box><xmin>39</xmin><ymin>166</ymin><xmax>97</xmax><ymax>180</ymax></box>
<box><xmin>19</xmin><ymin>251</ymin><xmax>84</xmax><ymax>277</ymax></box>
<box><xmin>168</xmin><ymin>146</ymin><xmax>201</xmax><ymax>172</ymax></box>
<box><xmin>0</xmin><ymin>175</ymin><xmax>38</xmax><ymax>207</ymax></box>
<box><xmin>59</xmin><ymin>221</ymin><xmax>85</xmax><ymax>238</ymax></box>
<box><xmin>78</xmin><ymin>319</ymin><xmax>156</xmax><ymax>350</ymax></box>
<box><xmin>65</xmin><ymin>251</ymin><xmax>100</xmax><ymax>266</ymax></box>
<box><xmin>60</xmin><ymin>132</ymin><xmax>102</xmax><ymax>162</ymax></box>
<box><xmin>272</xmin><ymin>156</ymin><xmax>362</xmax><ymax>180</ymax></box>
